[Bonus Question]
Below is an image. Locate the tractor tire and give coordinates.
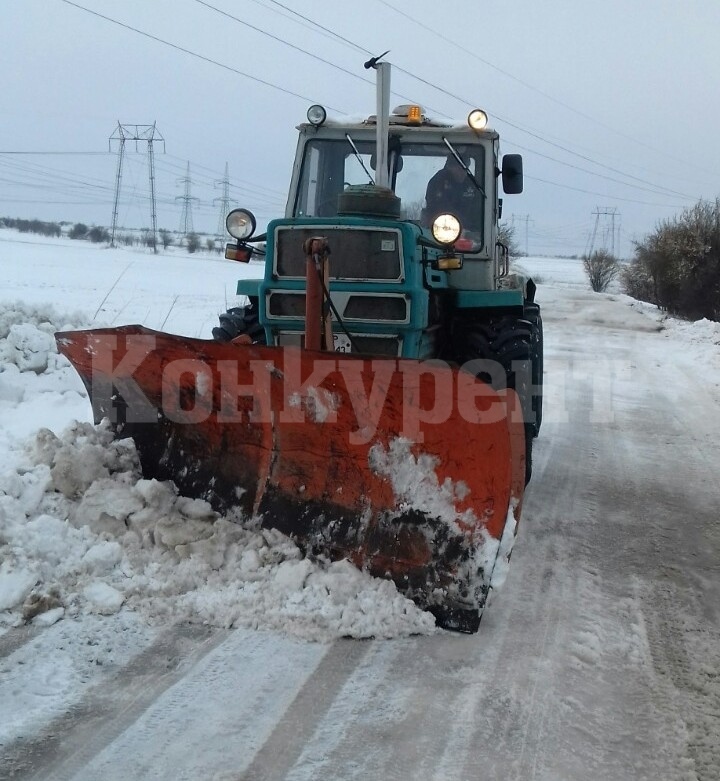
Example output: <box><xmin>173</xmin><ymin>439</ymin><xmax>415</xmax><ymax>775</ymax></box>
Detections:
<box><xmin>524</xmin><ymin>302</ymin><xmax>544</xmax><ymax>438</ymax></box>
<box><xmin>452</xmin><ymin>315</ymin><xmax>536</xmax><ymax>485</ymax></box>
<box><xmin>212</xmin><ymin>299</ymin><xmax>266</xmax><ymax>344</ymax></box>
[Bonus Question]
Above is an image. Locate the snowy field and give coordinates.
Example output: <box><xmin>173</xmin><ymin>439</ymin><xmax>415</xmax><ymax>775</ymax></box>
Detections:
<box><xmin>1</xmin><ymin>229</ymin><xmax>720</xmax><ymax>779</ymax></box>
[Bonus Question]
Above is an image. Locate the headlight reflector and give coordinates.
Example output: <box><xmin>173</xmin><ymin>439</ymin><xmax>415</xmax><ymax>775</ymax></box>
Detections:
<box><xmin>432</xmin><ymin>213</ymin><xmax>462</xmax><ymax>245</ymax></box>
<box><xmin>226</xmin><ymin>208</ymin><xmax>256</xmax><ymax>240</ymax></box>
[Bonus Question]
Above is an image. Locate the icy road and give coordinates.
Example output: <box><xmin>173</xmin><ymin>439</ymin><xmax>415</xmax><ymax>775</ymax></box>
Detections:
<box><xmin>1</xmin><ymin>232</ymin><xmax>719</xmax><ymax>780</ymax></box>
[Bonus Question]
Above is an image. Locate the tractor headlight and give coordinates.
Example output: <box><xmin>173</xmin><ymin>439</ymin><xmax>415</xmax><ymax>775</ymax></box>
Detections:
<box><xmin>226</xmin><ymin>208</ymin><xmax>256</xmax><ymax>240</ymax></box>
<box><xmin>432</xmin><ymin>213</ymin><xmax>462</xmax><ymax>245</ymax></box>
<box><xmin>307</xmin><ymin>104</ymin><xmax>327</xmax><ymax>126</ymax></box>
<box><xmin>468</xmin><ymin>109</ymin><xmax>489</xmax><ymax>131</ymax></box>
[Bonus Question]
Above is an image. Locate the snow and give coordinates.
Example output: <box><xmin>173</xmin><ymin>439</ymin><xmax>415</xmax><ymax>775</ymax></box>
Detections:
<box><xmin>0</xmin><ymin>229</ymin><xmax>436</xmax><ymax>645</ymax></box>
<box><xmin>2</xmin><ymin>230</ymin><xmax>720</xmax><ymax>778</ymax></box>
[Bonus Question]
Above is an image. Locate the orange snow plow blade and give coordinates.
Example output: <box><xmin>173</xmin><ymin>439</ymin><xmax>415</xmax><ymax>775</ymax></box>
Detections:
<box><xmin>56</xmin><ymin>325</ymin><xmax>525</xmax><ymax>631</ymax></box>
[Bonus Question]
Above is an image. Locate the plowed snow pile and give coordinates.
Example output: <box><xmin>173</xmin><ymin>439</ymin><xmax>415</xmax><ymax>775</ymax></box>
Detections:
<box><xmin>0</xmin><ymin>304</ymin><xmax>435</xmax><ymax>640</ymax></box>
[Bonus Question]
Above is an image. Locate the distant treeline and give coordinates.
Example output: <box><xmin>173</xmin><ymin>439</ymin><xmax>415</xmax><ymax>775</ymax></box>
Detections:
<box><xmin>0</xmin><ymin>216</ymin><xmax>112</xmax><ymax>242</ymax></box>
<box><xmin>0</xmin><ymin>216</ymin><xmax>223</xmax><ymax>254</ymax></box>
<box><xmin>1</xmin><ymin>217</ymin><xmax>62</xmax><ymax>237</ymax></box>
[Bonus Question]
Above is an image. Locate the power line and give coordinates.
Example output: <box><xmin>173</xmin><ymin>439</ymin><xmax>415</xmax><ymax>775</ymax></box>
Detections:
<box><xmin>193</xmin><ymin>0</ymin><xmax>375</xmax><ymax>88</ymax></box>
<box><xmin>374</xmin><ymin>0</ymin><xmax>720</xmax><ymax>179</ymax></box>
<box><xmin>0</xmin><ymin>151</ymin><xmax>108</xmax><ymax>155</ymax></box>
<box><xmin>504</xmin><ymin>137</ymin><xmax>698</xmax><ymax>202</ymax></box>
<box><xmin>187</xmin><ymin>0</ymin><xmax>704</xmax><ymax>204</ymax></box>
<box><xmin>57</xmin><ymin>0</ymin><xmax>340</xmax><ymax>109</ymax></box>
<box><xmin>525</xmin><ymin>174</ymin><xmax>686</xmax><ymax>207</ymax></box>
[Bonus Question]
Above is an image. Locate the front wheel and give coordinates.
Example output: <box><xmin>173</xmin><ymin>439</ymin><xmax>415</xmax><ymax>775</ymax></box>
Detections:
<box><xmin>212</xmin><ymin>299</ymin><xmax>266</xmax><ymax>344</ymax></box>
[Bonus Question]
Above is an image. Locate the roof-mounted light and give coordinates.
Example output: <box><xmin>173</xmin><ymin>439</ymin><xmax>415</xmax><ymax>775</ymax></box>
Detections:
<box><xmin>307</xmin><ymin>104</ymin><xmax>327</xmax><ymax>126</ymax></box>
<box><xmin>226</xmin><ymin>208</ymin><xmax>256</xmax><ymax>240</ymax></box>
<box><xmin>468</xmin><ymin>109</ymin><xmax>489</xmax><ymax>131</ymax></box>
<box><xmin>392</xmin><ymin>104</ymin><xmax>425</xmax><ymax>124</ymax></box>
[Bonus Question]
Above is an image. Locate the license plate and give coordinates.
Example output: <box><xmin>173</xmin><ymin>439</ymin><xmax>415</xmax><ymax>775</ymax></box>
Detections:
<box><xmin>333</xmin><ymin>332</ymin><xmax>352</xmax><ymax>353</ymax></box>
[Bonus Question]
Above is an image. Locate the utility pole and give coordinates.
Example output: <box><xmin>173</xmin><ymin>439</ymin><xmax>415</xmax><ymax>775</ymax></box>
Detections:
<box><xmin>176</xmin><ymin>162</ymin><xmax>199</xmax><ymax>237</ymax></box>
<box><xmin>109</xmin><ymin>123</ymin><xmax>164</xmax><ymax>252</ymax></box>
<box><xmin>214</xmin><ymin>162</ymin><xmax>231</xmax><ymax>241</ymax></box>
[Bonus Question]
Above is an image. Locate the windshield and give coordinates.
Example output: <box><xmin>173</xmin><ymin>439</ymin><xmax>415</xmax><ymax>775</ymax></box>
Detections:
<box><xmin>294</xmin><ymin>137</ymin><xmax>486</xmax><ymax>244</ymax></box>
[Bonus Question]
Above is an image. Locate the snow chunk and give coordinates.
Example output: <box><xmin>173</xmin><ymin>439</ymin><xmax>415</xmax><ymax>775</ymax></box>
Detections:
<box><xmin>82</xmin><ymin>541</ymin><xmax>124</xmax><ymax>574</ymax></box>
<box><xmin>5</xmin><ymin>323</ymin><xmax>55</xmax><ymax>373</ymax></box>
<box><xmin>84</xmin><ymin>582</ymin><xmax>125</xmax><ymax>615</ymax></box>
<box><xmin>0</xmin><ymin>567</ymin><xmax>37</xmax><ymax>610</ymax></box>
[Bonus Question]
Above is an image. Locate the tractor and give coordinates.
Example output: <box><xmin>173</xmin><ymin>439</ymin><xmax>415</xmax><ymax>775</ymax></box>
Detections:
<box><xmin>57</xmin><ymin>60</ymin><xmax>542</xmax><ymax>631</ymax></box>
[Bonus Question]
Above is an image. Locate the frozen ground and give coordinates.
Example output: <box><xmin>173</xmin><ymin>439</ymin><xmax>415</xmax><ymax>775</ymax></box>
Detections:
<box><xmin>1</xmin><ymin>231</ymin><xmax>719</xmax><ymax>780</ymax></box>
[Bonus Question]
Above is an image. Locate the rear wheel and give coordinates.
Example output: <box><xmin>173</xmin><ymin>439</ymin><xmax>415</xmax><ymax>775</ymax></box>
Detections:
<box><xmin>212</xmin><ymin>299</ymin><xmax>266</xmax><ymax>344</ymax></box>
<box><xmin>524</xmin><ymin>302</ymin><xmax>544</xmax><ymax>438</ymax></box>
<box><xmin>452</xmin><ymin>314</ymin><xmax>536</xmax><ymax>485</ymax></box>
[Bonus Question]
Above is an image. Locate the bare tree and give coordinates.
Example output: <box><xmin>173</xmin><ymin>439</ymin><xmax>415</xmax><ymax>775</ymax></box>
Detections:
<box><xmin>186</xmin><ymin>232</ymin><xmax>201</xmax><ymax>254</ymax></box>
<box><xmin>583</xmin><ymin>249</ymin><xmax>619</xmax><ymax>292</ymax></box>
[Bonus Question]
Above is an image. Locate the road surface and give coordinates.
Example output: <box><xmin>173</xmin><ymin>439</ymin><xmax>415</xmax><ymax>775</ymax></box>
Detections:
<box><xmin>2</xmin><ymin>279</ymin><xmax>719</xmax><ymax>781</ymax></box>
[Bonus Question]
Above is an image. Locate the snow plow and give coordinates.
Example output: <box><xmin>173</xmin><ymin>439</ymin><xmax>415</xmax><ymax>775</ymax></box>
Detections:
<box><xmin>56</xmin><ymin>59</ymin><xmax>542</xmax><ymax>632</ymax></box>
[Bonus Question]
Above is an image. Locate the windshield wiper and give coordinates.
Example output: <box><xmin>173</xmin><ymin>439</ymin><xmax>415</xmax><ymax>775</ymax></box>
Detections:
<box><xmin>345</xmin><ymin>134</ymin><xmax>375</xmax><ymax>185</ymax></box>
<box><xmin>442</xmin><ymin>138</ymin><xmax>485</xmax><ymax>197</ymax></box>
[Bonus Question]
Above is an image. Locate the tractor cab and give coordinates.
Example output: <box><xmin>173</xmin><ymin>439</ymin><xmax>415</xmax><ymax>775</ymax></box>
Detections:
<box><xmin>287</xmin><ymin>104</ymin><xmax>503</xmax><ymax>259</ymax></box>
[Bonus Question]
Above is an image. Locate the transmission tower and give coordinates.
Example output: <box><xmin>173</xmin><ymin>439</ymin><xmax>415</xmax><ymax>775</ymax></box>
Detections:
<box><xmin>587</xmin><ymin>206</ymin><xmax>620</xmax><ymax>256</ymax></box>
<box><xmin>109</xmin><ymin>122</ymin><xmax>165</xmax><ymax>252</ymax></box>
<box><xmin>214</xmin><ymin>162</ymin><xmax>232</xmax><ymax>240</ymax></box>
<box><xmin>176</xmin><ymin>162</ymin><xmax>199</xmax><ymax>236</ymax></box>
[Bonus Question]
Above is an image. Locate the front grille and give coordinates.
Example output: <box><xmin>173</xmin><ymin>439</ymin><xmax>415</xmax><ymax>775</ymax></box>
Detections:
<box><xmin>268</xmin><ymin>292</ymin><xmax>305</xmax><ymax>317</ymax></box>
<box><xmin>343</xmin><ymin>295</ymin><xmax>408</xmax><ymax>322</ymax></box>
<box><xmin>275</xmin><ymin>226</ymin><xmax>403</xmax><ymax>280</ymax></box>
<box><xmin>268</xmin><ymin>292</ymin><xmax>409</xmax><ymax>323</ymax></box>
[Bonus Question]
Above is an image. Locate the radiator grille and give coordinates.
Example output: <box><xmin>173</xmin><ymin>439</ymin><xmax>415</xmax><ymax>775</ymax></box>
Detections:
<box><xmin>275</xmin><ymin>226</ymin><xmax>403</xmax><ymax>280</ymax></box>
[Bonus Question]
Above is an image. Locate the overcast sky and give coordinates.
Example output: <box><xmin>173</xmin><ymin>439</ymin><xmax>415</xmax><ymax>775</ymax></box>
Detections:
<box><xmin>3</xmin><ymin>0</ymin><xmax>720</xmax><ymax>257</ymax></box>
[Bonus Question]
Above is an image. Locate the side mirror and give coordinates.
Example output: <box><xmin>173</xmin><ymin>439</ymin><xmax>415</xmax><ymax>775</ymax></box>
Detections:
<box><xmin>501</xmin><ymin>154</ymin><xmax>523</xmax><ymax>194</ymax></box>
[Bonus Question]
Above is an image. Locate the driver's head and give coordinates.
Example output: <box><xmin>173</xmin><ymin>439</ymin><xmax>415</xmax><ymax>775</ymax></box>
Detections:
<box><xmin>444</xmin><ymin>155</ymin><xmax>466</xmax><ymax>178</ymax></box>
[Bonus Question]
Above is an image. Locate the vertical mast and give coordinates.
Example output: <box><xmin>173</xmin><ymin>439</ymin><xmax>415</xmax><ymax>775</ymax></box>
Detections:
<box><xmin>374</xmin><ymin>61</ymin><xmax>391</xmax><ymax>189</ymax></box>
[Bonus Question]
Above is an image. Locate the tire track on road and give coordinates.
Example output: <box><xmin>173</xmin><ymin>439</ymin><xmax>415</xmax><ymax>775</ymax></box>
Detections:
<box><xmin>0</xmin><ymin>622</ymin><xmax>228</xmax><ymax>781</ymax></box>
<box><xmin>237</xmin><ymin>639</ymin><xmax>372</xmax><ymax>781</ymax></box>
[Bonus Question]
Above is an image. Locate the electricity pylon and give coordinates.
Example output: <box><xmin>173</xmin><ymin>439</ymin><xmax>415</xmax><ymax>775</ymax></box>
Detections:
<box><xmin>587</xmin><ymin>207</ymin><xmax>620</xmax><ymax>256</ymax></box>
<box><xmin>176</xmin><ymin>162</ymin><xmax>199</xmax><ymax>237</ymax></box>
<box><xmin>214</xmin><ymin>162</ymin><xmax>231</xmax><ymax>241</ymax></box>
<box><xmin>109</xmin><ymin>122</ymin><xmax>165</xmax><ymax>252</ymax></box>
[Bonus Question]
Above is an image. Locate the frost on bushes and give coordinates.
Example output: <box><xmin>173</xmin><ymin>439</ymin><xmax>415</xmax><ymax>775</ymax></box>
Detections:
<box><xmin>0</xmin><ymin>420</ymin><xmax>436</xmax><ymax>640</ymax></box>
<box><xmin>583</xmin><ymin>250</ymin><xmax>619</xmax><ymax>293</ymax></box>
<box><xmin>624</xmin><ymin>200</ymin><xmax>720</xmax><ymax>321</ymax></box>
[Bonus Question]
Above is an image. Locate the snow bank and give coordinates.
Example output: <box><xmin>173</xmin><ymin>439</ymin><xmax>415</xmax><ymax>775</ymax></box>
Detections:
<box><xmin>0</xmin><ymin>420</ymin><xmax>436</xmax><ymax>640</ymax></box>
<box><xmin>0</xmin><ymin>299</ymin><xmax>441</xmax><ymax>641</ymax></box>
<box><xmin>0</xmin><ymin>304</ymin><xmax>91</xmax><ymax>443</ymax></box>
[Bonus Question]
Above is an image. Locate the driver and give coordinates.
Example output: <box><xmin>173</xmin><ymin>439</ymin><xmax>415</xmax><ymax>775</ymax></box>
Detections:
<box><xmin>424</xmin><ymin>154</ymin><xmax>482</xmax><ymax>231</ymax></box>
